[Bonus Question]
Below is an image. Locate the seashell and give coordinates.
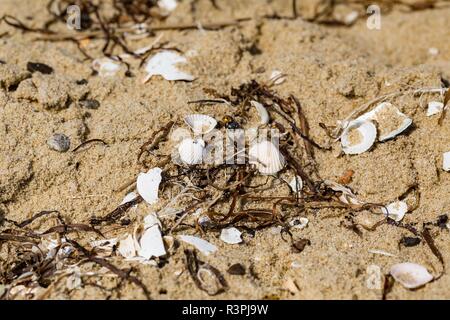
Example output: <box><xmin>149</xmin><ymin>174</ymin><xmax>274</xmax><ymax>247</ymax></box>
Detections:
<box><xmin>92</xmin><ymin>57</ymin><xmax>121</xmax><ymax>77</ymax></box>
<box><xmin>368</xmin><ymin>249</ymin><xmax>397</xmax><ymax>257</ymax></box>
<box><xmin>324</xmin><ymin>180</ymin><xmax>364</xmax><ymax>205</ymax></box>
<box><xmin>443</xmin><ymin>151</ymin><xmax>450</xmax><ymax>172</ymax></box>
<box><xmin>251</xmin><ymin>100</ymin><xmax>269</xmax><ymax>125</ymax></box>
<box><xmin>428</xmin><ymin>47</ymin><xmax>439</xmax><ymax>56</ymax></box>
<box><xmin>178</xmin><ymin>235</ymin><xmax>217</xmax><ymax>255</ymax></box>
<box><xmin>390</xmin><ymin>262</ymin><xmax>433</xmax><ymax>289</ymax></box>
<box><xmin>269</xmin><ymin>70</ymin><xmax>285</xmax><ymax>85</ymax></box>
<box><xmin>288</xmin><ymin>176</ymin><xmax>303</xmax><ymax>194</ymax></box>
<box><xmin>144</xmin><ymin>212</ymin><xmax>162</xmax><ymax>229</ymax></box>
<box><xmin>427</xmin><ymin>101</ymin><xmax>444</xmax><ymax>117</ymax></box>
<box><xmin>120</xmin><ymin>192</ymin><xmax>138</xmax><ymax>206</ymax></box>
<box><xmin>289</xmin><ymin>217</ymin><xmax>309</xmax><ymax>230</ymax></box>
<box><xmin>184</xmin><ymin>114</ymin><xmax>217</xmax><ymax>135</ymax></box>
<box><xmin>137</xmin><ymin>224</ymin><xmax>166</xmax><ymax>259</ymax></box>
<box><xmin>382</xmin><ymin>200</ymin><xmax>408</xmax><ymax>222</ymax></box>
<box><xmin>249</xmin><ymin>140</ymin><xmax>285</xmax><ymax>175</ymax></box>
<box><xmin>158</xmin><ymin>0</ymin><xmax>177</xmax><ymax>11</ymax></box>
<box><xmin>341</xmin><ymin>120</ymin><xmax>377</xmax><ymax>155</ymax></box>
<box><xmin>137</xmin><ymin>167</ymin><xmax>163</xmax><ymax>205</ymax></box>
<box><xmin>47</xmin><ymin>133</ymin><xmax>70</xmax><ymax>152</ymax></box>
<box><xmin>178</xmin><ymin>138</ymin><xmax>205</xmax><ymax>165</ymax></box>
<box><xmin>220</xmin><ymin>227</ymin><xmax>242</xmax><ymax>244</ymax></box>
<box><xmin>143</xmin><ymin>51</ymin><xmax>194</xmax><ymax>82</ymax></box>
<box><xmin>117</xmin><ymin>234</ymin><xmax>136</xmax><ymax>259</ymax></box>
<box><xmin>344</xmin><ymin>11</ymin><xmax>359</xmax><ymax>25</ymax></box>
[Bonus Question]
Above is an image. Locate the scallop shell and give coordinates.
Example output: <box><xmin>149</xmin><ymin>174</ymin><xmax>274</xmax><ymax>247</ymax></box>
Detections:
<box><xmin>251</xmin><ymin>100</ymin><xmax>269</xmax><ymax>125</ymax></box>
<box><xmin>136</xmin><ymin>167</ymin><xmax>162</xmax><ymax>205</ymax></box>
<box><xmin>220</xmin><ymin>227</ymin><xmax>242</xmax><ymax>244</ymax></box>
<box><xmin>178</xmin><ymin>138</ymin><xmax>205</xmax><ymax>165</ymax></box>
<box><xmin>184</xmin><ymin>114</ymin><xmax>217</xmax><ymax>135</ymax></box>
<box><xmin>390</xmin><ymin>262</ymin><xmax>433</xmax><ymax>289</ymax></box>
<box><xmin>249</xmin><ymin>140</ymin><xmax>285</xmax><ymax>175</ymax></box>
<box><xmin>92</xmin><ymin>58</ymin><xmax>121</xmax><ymax>77</ymax></box>
<box><xmin>427</xmin><ymin>101</ymin><xmax>444</xmax><ymax>117</ymax></box>
<box><xmin>341</xmin><ymin>120</ymin><xmax>377</xmax><ymax>155</ymax></box>
<box><xmin>143</xmin><ymin>51</ymin><xmax>194</xmax><ymax>82</ymax></box>
<box><xmin>178</xmin><ymin>235</ymin><xmax>217</xmax><ymax>255</ymax></box>
<box><xmin>443</xmin><ymin>151</ymin><xmax>450</xmax><ymax>172</ymax></box>
<box><xmin>382</xmin><ymin>200</ymin><xmax>408</xmax><ymax>222</ymax></box>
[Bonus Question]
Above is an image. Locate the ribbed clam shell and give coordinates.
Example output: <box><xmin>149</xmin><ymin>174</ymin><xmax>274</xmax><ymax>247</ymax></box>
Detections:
<box><xmin>249</xmin><ymin>140</ymin><xmax>285</xmax><ymax>175</ymax></box>
<box><xmin>251</xmin><ymin>101</ymin><xmax>269</xmax><ymax>125</ymax></box>
<box><xmin>341</xmin><ymin>120</ymin><xmax>377</xmax><ymax>155</ymax></box>
<box><xmin>184</xmin><ymin>114</ymin><xmax>217</xmax><ymax>135</ymax></box>
<box><xmin>390</xmin><ymin>262</ymin><xmax>433</xmax><ymax>289</ymax></box>
<box><xmin>178</xmin><ymin>138</ymin><xmax>205</xmax><ymax>165</ymax></box>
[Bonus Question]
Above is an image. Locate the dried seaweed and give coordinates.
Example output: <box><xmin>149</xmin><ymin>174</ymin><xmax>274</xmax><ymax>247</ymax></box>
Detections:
<box><xmin>72</xmin><ymin>138</ymin><xmax>108</xmax><ymax>152</ymax></box>
<box><xmin>90</xmin><ymin>195</ymin><xmax>143</xmax><ymax>225</ymax></box>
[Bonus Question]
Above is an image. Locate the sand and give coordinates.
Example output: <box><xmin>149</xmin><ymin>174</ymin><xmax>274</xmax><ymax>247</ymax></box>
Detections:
<box><xmin>0</xmin><ymin>0</ymin><xmax>450</xmax><ymax>300</ymax></box>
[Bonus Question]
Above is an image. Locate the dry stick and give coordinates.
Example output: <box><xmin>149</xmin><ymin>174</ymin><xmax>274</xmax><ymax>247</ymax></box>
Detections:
<box><xmin>72</xmin><ymin>139</ymin><xmax>108</xmax><ymax>152</ymax></box>
<box><xmin>422</xmin><ymin>227</ymin><xmax>445</xmax><ymax>278</ymax></box>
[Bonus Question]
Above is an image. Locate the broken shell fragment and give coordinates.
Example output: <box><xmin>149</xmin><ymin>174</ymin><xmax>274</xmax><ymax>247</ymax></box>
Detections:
<box><xmin>178</xmin><ymin>138</ymin><xmax>205</xmax><ymax>165</ymax></box>
<box><xmin>158</xmin><ymin>0</ymin><xmax>177</xmax><ymax>11</ymax></box>
<box><xmin>251</xmin><ymin>100</ymin><xmax>269</xmax><ymax>125</ymax></box>
<box><xmin>249</xmin><ymin>140</ymin><xmax>285</xmax><ymax>175</ymax></box>
<box><xmin>92</xmin><ymin>58</ymin><xmax>121</xmax><ymax>77</ymax></box>
<box><xmin>382</xmin><ymin>201</ymin><xmax>408</xmax><ymax>222</ymax></box>
<box><xmin>341</xmin><ymin>120</ymin><xmax>377</xmax><ymax>155</ymax></box>
<box><xmin>288</xmin><ymin>176</ymin><xmax>303</xmax><ymax>194</ymax></box>
<box><xmin>269</xmin><ymin>70</ymin><xmax>286</xmax><ymax>85</ymax></box>
<box><xmin>137</xmin><ymin>224</ymin><xmax>166</xmax><ymax>259</ymax></box>
<box><xmin>136</xmin><ymin>167</ymin><xmax>163</xmax><ymax>205</ymax></box>
<box><xmin>117</xmin><ymin>234</ymin><xmax>136</xmax><ymax>259</ymax></box>
<box><xmin>443</xmin><ymin>151</ymin><xmax>450</xmax><ymax>172</ymax></box>
<box><xmin>143</xmin><ymin>51</ymin><xmax>194</xmax><ymax>82</ymax></box>
<box><xmin>184</xmin><ymin>114</ymin><xmax>217</xmax><ymax>135</ymax></box>
<box><xmin>289</xmin><ymin>217</ymin><xmax>309</xmax><ymax>230</ymax></box>
<box><xmin>427</xmin><ymin>101</ymin><xmax>444</xmax><ymax>117</ymax></box>
<box><xmin>390</xmin><ymin>262</ymin><xmax>433</xmax><ymax>289</ymax></box>
<box><xmin>178</xmin><ymin>235</ymin><xmax>217</xmax><ymax>255</ymax></box>
<box><xmin>220</xmin><ymin>227</ymin><xmax>242</xmax><ymax>244</ymax></box>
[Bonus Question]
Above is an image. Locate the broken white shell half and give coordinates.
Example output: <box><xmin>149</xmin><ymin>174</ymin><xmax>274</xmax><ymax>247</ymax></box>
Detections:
<box><xmin>137</xmin><ymin>224</ymin><xmax>166</xmax><ymax>259</ymax></box>
<box><xmin>251</xmin><ymin>100</ymin><xmax>269</xmax><ymax>125</ymax></box>
<box><xmin>443</xmin><ymin>151</ymin><xmax>450</xmax><ymax>171</ymax></box>
<box><xmin>137</xmin><ymin>167</ymin><xmax>162</xmax><ymax>205</ymax></box>
<box><xmin>178</xmin><ymin>235</ymin><xmax>217</xmax><ymax>255</ymax></box>
<box><xmin>289</xmin><ymin>217</ymin><xmax>309</xmax><ymax>230</ymax></box>
<box><xmin>143</xmin><ymin>51</ymin><xmax>194</xmax><ymax>82</ymax></box>
<box><xmin>220</xmin><ymin>227</ymin><xmax>242</xmax><ymax>244</ymax></box>
<box><xmin>382</xmin><ymin>200</ymin><xmax>408</xmax><ymax>222</ymax></box>
<box><xmin>288</xmin><ymin>176</ymin><xmax>303</xmax><ymax>194</ymax></box>
<box><xmin>341</xmin><ymin>120</ymin><xmax>377</xmax><ymax>155</ymax></box>
<box><xmin>390</xmin><ymin>262</ymin><xmax>433</xmax><ymax>289</ymax></box>
<box><xmin>92</xmin><ymin>57</ymin><xmax>121</xmax><ymax>77</ymax></box>
<box><xmin>269</xmin><ymin>70</ymin><xmax>286</xmax><ymax>85</ymax></box>
<box><xmin>427</xmin><ymin>101</ymin><xmax>444</xmax><ymax>117</ymax></box>
<box><xmin>120</xmin><ymin>192</ymin><xmax>139</xmax><ymax>206</ymax></box>
<box><xmin>184</xmin><ymin>114</ymin><xmax>217</xmax><ymax>135</ymax></box>
<box><xmin>117</xmin><ymin>234</ymin><xmax>136</xmax><ymax>259</ymax></box>
<box><xmin>178</xmin><ymin>138</ymin><xmax>205</xmax><ymax>165</ymax></box>
<box><xmin>249</xmin><ymin>140</ymin><xmax>285</xmax><ymax>175</ymax></box>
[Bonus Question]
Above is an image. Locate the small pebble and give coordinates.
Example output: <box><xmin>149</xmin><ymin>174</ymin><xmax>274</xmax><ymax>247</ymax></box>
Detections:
<box><xmin>400</xmin><ymin>236</ymin><xmax>421</xmax><ymax>247</ymax></box>
<box><xmin>79</xmin><ymin>99</ymin><xmax>100</xmax><ymax>109</ymax></box>
<box><xmin>27</xmin><ymin>62</ymin><xmax>53</xmax><ymax>75</ymax></box>
<box><xmin>75</xmin><ymin>79</ymin><xmax>88</xmax><ymax>85</ymax></box>
<box><xmin>47</xmin><ymin>133</ymin><xmax>70</xmax><ymax>152</ymax></box>
<box><xmin>436</xmin><ymin>214</ymin><xmax>448</xmax><ymax>229</ymax></box>
<box><xmin>227</xmin><ymin>263</ymin><xmax>246</xmax><ymax>275</ymax></box>
<box><xmin>292</xmin><ymin>238</ymin><xmax>311</xmax><ymax>253</ymax></box>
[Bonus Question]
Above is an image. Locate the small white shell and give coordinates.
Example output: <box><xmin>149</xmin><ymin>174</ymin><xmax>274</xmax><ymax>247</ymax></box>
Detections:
<box><xmin>92</xmin><ymin>58</ymin><xmax>121</xmax><ymax>77</ymax></box>
<box><xmin>390</xmin><ymin>262</ymin><xmax>433</xmax><ymax>289</ymax></box>
<box><xmin>117</xmin><ymin>234</ymin><xmax>136</xmax><ymax>259</ymax></box>
<box><xmin>443</xmin><ymin>151</ymin><xmax>450</xmax><ymax>171</ymax></box>
<box><xmin>269</xmin><ymin>70</ymin><xmax>285</xmax><ymax>85</ymax></box>
<box><xmin>136</xmin><ymin>167</ymin><xmax>162</xmax><ymax>205</ymax></box>
<box><xmin>288</xmin><ymin>176</ymin><xmax>303</xmax><ymax>193</ymax></box>
<box><xmin>382</xmin><ymin>201</ymin><xmax>408</xmax><ymax>222</ymax></box>
<box><xmin>143</xmin><ymin>51</ymin><xmax>194</xmax><ymax>82</ymax></box>
<box><xmin>178</xmin><ymin>235</ymin><xmax>217</xmax><ymax>255</ymax></box>
<box><xmin>120</xmin><ymin>192</ymin><xmax>138</xmax><ymax>206</ymax></box>
<box><xmin>178</xmin><ymin>138</ymin><xmax>205</xmax><ymax>165</ymax></box>
<box><xmin>427</xmin><ymin>101</ymin><xmax>444</xmax><ymax>117</ymax></box>
<box><xmin>158</xmin><ymin>0</ymin><xmax>177</xmax><ymax>11</ymax></box>
<box><xmin>137</xmin><ymin>225</ymin><xmax>166</xmax><ymax>259</ymax></box>
<box><xmin>220</xmin><ymin>227</ymin><xmax>242</xmax><ymax>244</ymax></box>
<box><xmin>289</xmin><ymin>217</ymin><xmax>309</xmax><ymax>230</ymax></box>
<box><xmin>251</xmin><ymin>100</ymin><xmax>269</xmax><ymax>125</ymax></box>
<box><xmin>341</xmin><ymin>120</ymin><xmax>377</xmax><ymax>155</ymax></box>
<box><xmin>184</xmin><ymin>114</ymin><xmax>217</xmax><ymax>135</ymax></box>
<box><xmin>249</xmin><ymin>140</ymin><xmax>285</xmax><ymax>175</ymax></box>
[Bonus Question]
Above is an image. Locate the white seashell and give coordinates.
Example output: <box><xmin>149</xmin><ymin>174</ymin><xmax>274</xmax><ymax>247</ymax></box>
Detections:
<box><xmin>120</xmin><ymin>192</ymin><xmax>138</xmax><ymax>206</ymax></box>
<box><xmin>289</xmin><ymin>217</ymin><xmax>309</xmax><ymax>230</ymax></box>
<box><xmin>288</xmin><ymin>176</ymin><xmax>303</xmax><ymax>193</ymax></box>
<box><xmin>184</xmin><ymin>114</ymin><xmax>217</xmax><ymax>135</ymax></box>
<box><xmin>117</xmin><ymin>234</ymin><xmax>136</xmax><ymax>259</ymax></box>
<box><xmin>428</xmin><ymin>47</ymin><xmax>439</xmax><ymax>56</ymax></box>
<box><xmin>427</xmin><ymin>101</ymin><xmax>444</xmax><ymax>117</ymax></box>
<box><xmin>144</xmin><ymin>212</ymin><xmax>162</xmax><ymax>229</ymax></box>
<box><xmin>178</xmin><ymin>235</ymin><xmax>217</xmax><ymax>255</ymax></box>
<box><xmin>341</xmin><ymin>120</ymin><xmax>377</xmax><ymax>155</ymax></box>
<box><xmin>269</xmin><ymin>70</ymin><xmax>285</xmax><ymax>85</ymax></box>
<box><xmin>249</xmin><ymin>140</ymin><xmax>285</xmax><ymax>175</ymax></box>
<box><xmin>324</xmin><ymin>180</ymin><xmax>364</xmax><ymax>205</ymax></box>
<box><xmin>390</xmin><ymin>262</ymin><xmax>433</xmax><ymax>289</ymax></box>
<box><xmin>137</xmin><ymin>225</ymin><xmax>166</xmax><ymax>259</ymax></box>
<box><xmin>158</xmin><ymin>0</ymin><xmax>177</xmax><ymax>11</ymax></box>
<box><xmin>178</xmin><ymin>138</ymin><xmax>205</xmax><ymax>165</ymax></box>
<box><xmin>368</xmin><ymin>249</ymin><xmax>397</xmax><ymax>257</ymax></box>
<box><xmin>382</xmin><ymin>201</ymin><xmax>408</xmax><ymax>222</ymax></box>
<box><xmin>344</xmin><ymin>11</ymin><xmax>359</xmax><ymax>25</ymax></box>
<box><xmin>92</xmin><ymin>58</ymin><xmax>121</xmax><ymax>77</ymax></box>
<box><xmin>220</xmin><ymin>227</ymin><xmax>242</xmax><ymax>244</ymax></box>
<box><xmin>137</xmin><ymin>167</ymin><xmax>163</xmax><ymax>205</ymax></box>
<box><xmin>251</xmin><ymin>101</ymin><xmax>270</xmax><ymax>125</ymax></box>
<box><xmin>143</xmin><ymin>51</ymin><xmax>194</xmax><ymax>82</ymax></box>
<box><xmin>443</xmin><ymin>151</ymin><xmax>450</xmax><ymax>171</ymax></box>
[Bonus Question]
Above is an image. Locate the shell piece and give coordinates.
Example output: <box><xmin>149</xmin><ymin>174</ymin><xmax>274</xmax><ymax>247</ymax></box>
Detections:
<box><xmin>178</xmin><ymin>138</ymin><xmax>205</xmax><ymax>165</ymax></box>
<box><xmin>251</xmin><ymin>101</ymin><xmax>269</xmax><ymax>125</ymax></box>
<box><xmin>288</xmin><ymin>176</ymin><xmax>303</xmax><ymax>193</ymax></box>
<box><xmin>382</xmin><ymin>201</ymin><xmax>408</xmax><ymax>222</ymax></box>
<box><xmin>249</xmin><ymin>140</ymin><xmax>285</xmax><ymax>175</ymax></box>
<box><xmin>143</xmin><ymin>51</ymin><xmax>194</xmax><ymax>82</ymax></box>
<box><xmin>178</xmin><ymin>235</ymin><xmax>217</xmax><ymax>255</ymax></box>
<box><xmin>117</xmin><ymin>234</ymin><xmax>136</xmax><ymax>259</ymax></box>
<box><xmin>269</xmin><ymin>70</ymin><xmax>285</xmax><ymax>85</ymax></box>
<box><xmin>341</xmin><ymin>120</ymin><xmax>377</xmax><ymax>155</ymax></box>
<box><xmin>137</xmin><ymin>225</ymin><xmax>166</xmax><ymax>259</ymax></box>
<box><xmin>390</xmin><ymin>262</ymin><xmax>433</xmax><ymax>289</ymax></box>
<box><xmin>427</xmin><ymin>101</ymin><xmax>444</xmax><ymax>117</ymax></box>
<box><xmin>443</xmin><ymin>151</ymin><xmax>450</xmax><ymax>171</ymax></box>
<box><xmin>289</xmin><ymin>217</ymin><xmax>309</xmax><ymax>230</ymax></box>
<box><xmin>220</xmin><ymin>227</ymin><xmax>242</xmax><ymax>244</ymax></box>
<box><xmin>158</xmin><ymin>0</ymin><xmax>177</xmax><ymax>11</ymax></box>
<box><xmin>120</xmin><ymin>192</ymin><xmax>138</xmax><ymax>205</ymax></box>
<box><xmin>136</xmin><ymin>167</ymin><xmax>163</xmax><ymax>205</ymax></box>
<box><xmin>184</xmin><ymin>114</ymin><xmax>217</xmax><ymax>135</ymax></box>
<box><xmin>324</xmin><ymin>180</ymin><xmax>364</xmax><ymax>205</ymax></box>
<box><xmin>92</xmin><ymin>58</ymin><xmax>121</xmax><ymax>77</ymax></box>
